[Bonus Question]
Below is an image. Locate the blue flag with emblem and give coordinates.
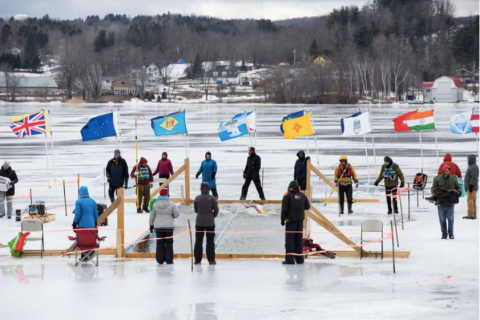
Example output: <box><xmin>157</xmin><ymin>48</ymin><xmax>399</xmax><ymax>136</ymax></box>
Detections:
<box><xmin>81</xmin><ymin>112</ymin><xmax>117</xmax><ymax>141</ymax></box>
<box><xmin>218</xmin><ymin>113</ymin><xmax>249</xmax><ymax>141</ymax></box>
<box><xmin>151</xmin><ymin>111</ymin><xmax>188</xmax><ymax>136</ymax></box>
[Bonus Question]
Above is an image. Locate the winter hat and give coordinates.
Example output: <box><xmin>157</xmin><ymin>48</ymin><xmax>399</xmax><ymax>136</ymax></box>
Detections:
<box><xmin>114</xmin><ymin>149</ymin><xmax>121</xmax><ymax>155</ymax></box>
<box><xmin>384</xmin><ymin>156</ymin><xmax>392</xmax><ymax>163</ymax></box>
<box><xmin>442</xmin><ymin>164</ymin><xmax>451</xmax><ymax>172</ymax></box>
<box><xmin>139</xmin><ymin>157</ymin><xmax>148</xmax><ymax>165</ymax></box>
<box><xmin>160</xmin><ymin>189</ymin><xmax>169</xmax><ymax>196</ymax></box>
<box><xmin>339</xmin><ymin>155</ymin><xmax>348</xmax><ymax>162</ymax></box>
<box><xmin>249</xmin><ymin>146</ymin><xmax>256</xmax><ymax>153</ymax></box>
<box><xmin>3</xmin><ymin>161</ymin><xmax>10</xmax><ymax>166</ymax></box>
<box><xmin>288</xmin><ymin>180</ymin><xmax>299</xmax><ymax>189</ymax></box>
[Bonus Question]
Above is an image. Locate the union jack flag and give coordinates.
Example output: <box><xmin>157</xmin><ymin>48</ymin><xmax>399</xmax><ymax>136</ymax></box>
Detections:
<box><xmin>10</xmin><ymin>111</ymin><xmax>49</xmax><ymax>138</ymax></box>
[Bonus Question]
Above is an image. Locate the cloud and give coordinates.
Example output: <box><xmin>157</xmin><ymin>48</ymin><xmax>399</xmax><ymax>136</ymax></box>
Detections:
<box><xmin>0</xmin><ymin>0</ymin><xmax>477</xmax><ymax>20</ymax></box>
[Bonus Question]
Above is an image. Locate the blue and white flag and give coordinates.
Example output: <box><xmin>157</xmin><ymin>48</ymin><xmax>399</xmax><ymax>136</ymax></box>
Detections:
<box><xmin>81</xmin><ymin>112</ymin><xmax>118</xmax><ymax>141</ymax></box>
<box><xmin>218</xmin><ymin>113</ymin><xmax>249</xmax><ymax>141</ymax></box>
<box><xmin>280</xmin><ymin>110</ymin><xmax>305</xmax><ymax>133</ymax></box>
<box><xmin>151</xmin><ymin>111</ymin><xmax>188</xmax><ymax>136</ymax></box>
<box><xmin>450</xmin><ymin>112</ymin><xmax>473</xmax><ymax>135</ymax></box>
<box><xmin>340</xmin><ymin>111</ymin><xmax>361</xmax><ymax>133</ymax></box>
<box><xmin>342</xmin><ymin>112</ymin><xmax>372</xmax><ymax>136</ymax></box>
<box><xmin>233</xmin><ymin>110</ymin><xmax>256</xmax><ymax>132</ymax></box>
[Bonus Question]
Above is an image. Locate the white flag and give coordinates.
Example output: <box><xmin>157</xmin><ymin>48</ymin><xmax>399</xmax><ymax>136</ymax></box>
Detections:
<box><xmin>342</xmin><ymin>112</ymin><xmax>372</xmax><ymax>136</ymax></box>
<box><xmin>246</xmin><ymin>110</ymin><xmax>256</xmax><ymax>132</ymax></box>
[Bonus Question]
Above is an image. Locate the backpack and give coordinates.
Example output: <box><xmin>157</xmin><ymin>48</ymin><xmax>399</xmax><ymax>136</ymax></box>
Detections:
<box><xmin>413</xmin><ymin>173</ymin><xmax>428</xmax><ymax>191</ymax></box>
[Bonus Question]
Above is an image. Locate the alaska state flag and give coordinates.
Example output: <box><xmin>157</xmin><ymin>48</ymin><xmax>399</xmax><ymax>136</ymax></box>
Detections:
<box><xmin>218</xmin><ymin>113</ymin><xmax>249</xmax><ymax>141</ymax></box>
<box><xmin>81</xmin><ymin>112</ymin><xmax>117</xmax><ymax>141</ymax></box>
<box><xmin>151</xmin><ymin>111</ymin><xmax>188</xmax><ymax>136</ymax></box>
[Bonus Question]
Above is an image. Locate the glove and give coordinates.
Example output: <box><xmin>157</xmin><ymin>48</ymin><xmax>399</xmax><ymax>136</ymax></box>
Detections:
<box><xmin>399</xmin><ymin>182</ymin><xmax>405</xmax><ymax>188</ymax></box>
<box><xmin>72</xmin><ymin>223</ymin><xmax>78</xmax><ymax>230</ymax></box>
<box><xmin>196</xmin><ymin>173</ymin><xmax>199</xmax><ymax>179</ymax></box>
<box><xmin>281</xmin><ymin>220</ymin><xmax>285</xmax><ymax>226</ymax></box>
<box><xmin>134</xmin><ymin>171</ymin><xmax>139</xmax><ymax>176</ymax></box>
<box><xmin>106</xmin><ymin>174</ymin><xmax>111</xmax><ymax>182</ymax></box>
<box><xmin>243</xmin><ymin>172</ymin><xmax>247</xmax><ymax>179</ymax></box>
<box><xmin>306</xmin><ymin>156</ymin><xmax>311</xmax><ymax>161</ymax></box>
<box><xmin>124</xmin><ymin>177</ymin><xmax>128</xmax><ymax>189</ymax></box>
<box><xmin>468</xmin><ymin>185</ymin><xmax>474</xmax><ymax>192</ymax></box>
<box><xmin>374</xmin><ymin>182</ymin><xmax>379</xmax><ymax>187</ymax></box>
<box><xmin>355</xmin><ymin>183</ymin><xmax>359</xmax><ymax>189</ymax></box>
<box><xmin>149</xmin><ymin>225</ymin><xmax>154</xmax><ymax>233</ymax></box>
<box><xmin>149</xmin><ymin>183</ymin><xmax>153</xmax><ymax>189</ymax></box>
<box><xmin>211</xmin><ymin>172</ymin><xmax>216</xmax><ymax>179</ymax></box>
<box><xmin>335</xmin><ymin>182</ymin><xmax>339</xmax><ymax>187</ymax></box>
<box><xmin>10</xmin><ymin>181</ymin><xmax>14</xmax><ymax>185</ymax></box>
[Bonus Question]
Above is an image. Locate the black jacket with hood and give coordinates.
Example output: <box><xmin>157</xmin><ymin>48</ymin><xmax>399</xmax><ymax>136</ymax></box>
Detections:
<box><xmin>194</xmin><ymin>182</ymin><xmax>219</xmax><ymax>226</ymax></box>
<box><xmin>465</xmin><ymin>154</ymin><xmax>479</xmax><ymax>191</ymax></box>
<box><xmin>281</xmin><ymin>187</ymin><xmax>310</xmax><ymax>223</ymax></box>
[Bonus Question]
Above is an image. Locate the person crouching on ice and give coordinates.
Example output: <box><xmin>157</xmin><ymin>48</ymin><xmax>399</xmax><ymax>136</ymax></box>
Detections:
<box><xmin>149</xmin><ymin>188</ymin><xmax>180</xmax><ymax>265</ymax></box>
<box><xmin>334</xmin><ymin>155</ymin><xmax>358</xmax><ymax>214</ymax></box>
<box><xmin>281</xmin><ymin>180</ymin><xmax>310</xmax><ymax>265</ymax></box>
<box><xmin>373</xmin><ymin>156</ymin><xmax>405</xmax><ymax>214</ymax></box>
<box><xmin>131</xmin><ymin>157</ymin><xmax>154</xmax><ymax>214</ymax></box>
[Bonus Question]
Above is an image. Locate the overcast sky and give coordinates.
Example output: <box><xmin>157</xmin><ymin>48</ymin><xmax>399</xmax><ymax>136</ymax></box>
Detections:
<box><xmin>1</xmin><ymin>0</ymin><xmax>478</xmax><ymax>20</ymax></box>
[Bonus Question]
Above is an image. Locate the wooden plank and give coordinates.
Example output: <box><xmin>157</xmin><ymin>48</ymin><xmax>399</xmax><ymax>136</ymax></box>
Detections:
<box><xmin>149</xmin><ymin>163</ymin><xmax>186</xmax><ymax>199</ymax></box>
<box><xmin>314</xmin><ymin>198</ymin><xmax>379</xmax><ymax>203</ymax></box>
<box><xmin>308</xmin><ymin>204</ymin><xmax>361</xmax><ymax>252</ymax></box>
<box><xmin>23</xmin><ymin>214</ymin><xmax>56</xmax><ymax>223</ymax></box>
<box><xmin>117</xmin><ymin>188</ymin><xmax>125</xmax><ymax>257</ymax></box>
<box><xmin>124</xmin><ymin>251</ymin><xmax>410</xmax><ymax>259</ymax></box>
<box><xmin>97</xmin><ymin>197</ymin><xmax>120</xmax><ymax>225</ymax></box>
<box><xmin>311</xmin><ymin>165</ymin><xmax>338</xmax><ymax>192</ymax></box>
<box><xmin>23</xmin><ymin>249</ymin><xmax>117</xmax><ymax>256</ymax></box>
<box><xmin>185</xmin><ymin>158</ymin><xmax>191</xmax><ymax>204</ymax></box>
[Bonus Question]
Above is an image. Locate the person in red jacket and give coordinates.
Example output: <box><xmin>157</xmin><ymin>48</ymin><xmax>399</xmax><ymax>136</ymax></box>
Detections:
<box><xmin>438</xmin><ymin>153</ymin><xmax>462</xmax><ymax>178</ymax></box>
<box><xmin>153</xmin><ymin>152</ymin><xmax>174</xmax><ymax>187</ymax></box>
<box><xmin>131</xmin><ymin>157</ymin><xmax>154</xmax><ymax>213</ymax></box>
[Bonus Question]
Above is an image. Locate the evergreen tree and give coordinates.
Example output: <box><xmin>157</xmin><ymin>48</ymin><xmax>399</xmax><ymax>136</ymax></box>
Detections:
<box><xmin>192</xmin><ymin>53</ymin><xmax>203</xmax><ymax>79</ymax></box>
<box><xmin>453</xmin><ymin>16</ymin><xmax>479</xmax><ymax>69</ymax></box>
<box><xmin>239</xmin><ymin>60</ymin><xmax>248</xmax><ymax>72</ymax></box>
<box><xmin>93</xmin><ymin>30</ymin><xmax>108</xmax><ymax>52</ymax></box>
<box><xmin>309</xmin><ymin>39</ymin><xmax>321</xmax><ymax>58</ymax></box>
<box><xmin>0</xmin><ymin>24</ymin><xmax>12</xmax><ymax>44</ymax></box>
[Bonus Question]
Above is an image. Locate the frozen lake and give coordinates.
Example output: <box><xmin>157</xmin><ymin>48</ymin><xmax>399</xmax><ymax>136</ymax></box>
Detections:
<box><xmin>0</xmin><ymin>102</ymin><xmax>478</xmax><ymax>319</ymax></box>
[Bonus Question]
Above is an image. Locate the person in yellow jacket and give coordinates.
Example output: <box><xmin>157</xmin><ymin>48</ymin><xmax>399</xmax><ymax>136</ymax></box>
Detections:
<box><xmin>334</xmin><ymin>155</ymin><xmax>359</xmax><ymax>214</ymax></box>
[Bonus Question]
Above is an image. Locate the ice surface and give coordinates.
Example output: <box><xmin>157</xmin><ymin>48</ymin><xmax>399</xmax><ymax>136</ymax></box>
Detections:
<box><xmin>0</xmin><ymin>102</ymin><xmax>478</xmax><ymax>319</ymax></box>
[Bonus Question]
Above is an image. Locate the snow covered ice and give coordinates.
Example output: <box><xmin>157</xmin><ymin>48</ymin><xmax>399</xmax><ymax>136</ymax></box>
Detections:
<box><xmin>0</xmin><ymin>102</ymin><xmax>478</xmax><ymax>319</ymax></box>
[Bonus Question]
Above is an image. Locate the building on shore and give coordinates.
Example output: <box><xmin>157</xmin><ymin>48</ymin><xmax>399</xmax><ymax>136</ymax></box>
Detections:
<box><xmin>0</xmin><ymin>73</ymin><xmax>60</xmax><ymax>101</ymax></box>
<box><xmin>423</xmin><ymin>76</ymin><xmax>464</xmax><ymax>103</ymax></box>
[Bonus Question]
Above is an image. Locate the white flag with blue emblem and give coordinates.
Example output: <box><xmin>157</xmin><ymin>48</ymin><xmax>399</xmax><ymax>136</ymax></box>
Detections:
<box><xmin>342</xmin><ymin>112</ymin><xmax>372</xmax><ymax>136</ymax></box>
<box><xmin>218</xmin><ymin>113</ymin><xmax>249</xmax><ymax>141</ymax></box>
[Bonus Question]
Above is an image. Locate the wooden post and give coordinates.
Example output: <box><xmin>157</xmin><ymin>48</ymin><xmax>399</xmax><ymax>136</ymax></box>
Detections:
<box><xmin>304</xmin><ymin>158</ymin><xmax>312</xmax><ymax>237</ymax></box>
<box><xmin>180</xmin><ymin>185</ymin><xmax>185</xmax><ymax>203</ymax></box>
<box><xmin>63</xmin><ymin>180</ymin><xmax>67</xmax><ymax>217</ymax></box>
<box><xmin>117</xmin><ymin>187</ymin><xmax>125</xmax><ymax>257</ymax></box>
<box><xmin>185</xmin><ymin>158</ymin><xmax>191</xmax><ymax>204</ymax></box>
<box><xmin>30</xmin><ymin>188</ymin><xmax>33</xmax><ymax>206</ymax></box>
<box><xmin>407</xmin><ymin>183</ymin><xmax>411</xmax><ymax>220</ymax></box>
<box><xmin>391</xmin><ymin>220</ymin><xmax>396</xmax><ymax>274</ymax></box>
<box><xmin>77</xmin><ymin>174</ymin><xmax>80</xmax><ymax>199</ymax></box>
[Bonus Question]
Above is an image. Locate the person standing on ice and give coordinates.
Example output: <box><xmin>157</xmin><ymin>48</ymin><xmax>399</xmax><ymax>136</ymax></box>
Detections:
<box><xmin>194</xmin><ymin>182</ymin><xmax>219</xmax><ymax>265</ymax></box>
<box><xmin>437</xmin><ymin>153</ymin><xmax>462</xmax><ymax>177</ymax></box>
<box><xmin>131</xmin><ymin>157</ymin><xmax>154</xmax><ymax>214</ymax></box>
<box><xmin>431</xmin><ymin>165</ymin><xmax>461</xmax><ymax>239</ymax></box>
<box><xmin>373</xmin><ymin>156</ymin><xmax>405</xmax><ymax>214</ymax></box>
<box><xmin>73</xmin><ymin>186</ymin><xmax>98</xmax><ymax>261</ymax></box>
<box><xmin>281</xmin><ymin>180</ymin><xmax>310</xmax><ymax>265</ymax></box>
<box><xmin>240</xmin><ymin>147</ymin><xmax>266</xmax><ymax>200</ymax></box>
<box><xmin>334</xmin><ymin>155</ymin><xmax>358</xmax><ymax>214</ymax></box>
<box><xmin>0</xmin><ymin>161</ymin><xmax>18</xmax><ymax>219</ymax></box>
<box><xmin>294</xmin><ymin>150</ymin><xmax>310</xmax><ymax>191</ymax></box>
<box><xmin>196</xmin><ymin>151</ymin><xmax>219</xmax><ymax>199</ymax></box>
<box><xmin>149</xmin><ymin>188</ymin><xmax>180</xmax><ymax>265</ymax></box>
<box><xmin>152</xmin><ymin>152</ymin><xmax>174</xmax><ymax>187</ymax></box>
<box><xmin>106</xmin><ymin>149</ymin><xmax>129</xmax><ymax>203</ymax></box>
<box><xmin>463</xmin><ymin>154</ymin><xmax>478</xmax><ymax>220</ymax></box>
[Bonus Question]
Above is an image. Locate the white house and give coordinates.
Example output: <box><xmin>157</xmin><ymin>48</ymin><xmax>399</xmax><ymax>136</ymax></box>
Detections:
<box><xmin>423</xmin><ymin>76</ymin><xmax>464</xmax><ymax>103</ymax></box>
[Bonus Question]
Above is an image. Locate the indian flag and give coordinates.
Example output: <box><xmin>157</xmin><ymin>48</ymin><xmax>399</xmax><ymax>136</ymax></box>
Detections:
<box><xmin>406</xmin><ymin>109</ymin><xmax>435</xmax><ymax>131</ymax></box>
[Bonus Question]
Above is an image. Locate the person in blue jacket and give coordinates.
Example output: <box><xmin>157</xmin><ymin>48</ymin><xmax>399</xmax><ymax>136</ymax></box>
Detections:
<box><xmin>72</xmin><ymin>186</ymin><xmax>98</xmax><ymax>261</ymax></box>
<box><xmin>196</xmin><ymin>151</ymin><xmax>218</xmax><ymax>199</ymax></box>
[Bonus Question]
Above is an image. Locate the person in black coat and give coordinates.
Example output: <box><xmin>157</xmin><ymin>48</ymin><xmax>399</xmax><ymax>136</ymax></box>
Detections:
<box><xmin>294</xmin><ymin>150</ymin><xmax>310</xmax><ymax>191</ymax></box>
<box><xmin>0</xmin><ymin>161</ymin><xmax>18</xmax><ymax>219</ymax></box>
<box><xmin>281</xmin><ymin>180</ymin><xmax>310</xmax><ymax>265</ymax></box>
<box><xmin>240</xmin><ymin>147</ymin><xmax>266</xmax><ymax>200</ymax></box>
<box><xmin>106</xmin><ymin>149</ymin><xmax>129</xmax><ymax>203</ymax></box>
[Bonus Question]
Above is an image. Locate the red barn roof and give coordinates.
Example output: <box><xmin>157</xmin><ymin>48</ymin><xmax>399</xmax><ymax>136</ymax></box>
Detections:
<box><xmin>447</xmin><ymin>76</ymin><xmax>463</xmax><ymax>88</ymax></box>
<box><xmin>422</xmin><ymin>82</ymin><xmax>434</xmax><ymax>89</ymax></box>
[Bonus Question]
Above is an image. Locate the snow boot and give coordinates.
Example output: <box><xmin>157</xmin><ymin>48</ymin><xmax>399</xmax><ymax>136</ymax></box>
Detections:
<box><xmin>282</xmin><ymin>261</ymin><xmax>295</xmax><ymax>265</ymax></box>
<box><xmin>240</xmin><ymin>196</ymin><xmax>246</xmax><ymax>201</ymax></box>
<box><xmin>194</xmin><ymin>262</ymin><xmax>201</xmax><ymax>266</ymax></box>
<box><xmin>209</xmin><ymin>261</ymin><xmax>216</xmax><ymax>265</ymax></box>
<box><xmin>137</xmin><ymin>208</ymin><xmax>142</xmax><ymax>214</ymax></box>
<box><xmin>441</xmin><ymin>233</ymin><xmax>447</xmax><ymax>239</ymax></box>
<box><xmin>348</xmin><ymin>203</ymin><xmax>353</xmax><ymax>214</ymax></box>
<box><xmin>449</xmin><ymin>233</ymin><xmax>454</xmax><ymax>240</ymax></box>
<box><xmin>388</xmin><ymin>211</ymin><xmax>392</xmax><ymax>215</ymax></box>
<box><xmin>143</xmin><ymin>208</ymin><xmax>150</xmax><ymax>213</ymax></box>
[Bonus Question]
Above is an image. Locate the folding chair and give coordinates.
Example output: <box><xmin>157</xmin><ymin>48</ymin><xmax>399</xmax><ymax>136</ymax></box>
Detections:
<box><xmin>68</xmin><ymin>229</ymin><xmax>106</xmax><ymax>266</ymax></box>
<box><xmin>21</xmin><ymin>220</ymin><xmax>44</xmax><ymax>258</ymax></box>
<box><xmin>360</xmin><ymin>219</ymin><xmax>383</xmax><ymax>260</ymax></box>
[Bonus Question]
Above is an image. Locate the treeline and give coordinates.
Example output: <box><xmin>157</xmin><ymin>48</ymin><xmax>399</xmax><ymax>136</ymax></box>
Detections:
<box><xmin>0</xmin><ymin>0</ymin><xmax>477</xmax><ymax>102</ymax></box>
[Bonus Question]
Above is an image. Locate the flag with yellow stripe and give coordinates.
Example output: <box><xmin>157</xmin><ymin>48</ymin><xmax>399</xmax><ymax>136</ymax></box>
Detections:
<box><xmin>282</xmin><ymin>112</ymin><xmax>315</xmax><ymax>139</ymax></box>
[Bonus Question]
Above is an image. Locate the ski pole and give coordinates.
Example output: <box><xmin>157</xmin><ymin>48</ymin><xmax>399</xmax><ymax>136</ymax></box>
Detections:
<box><xmin>325</xmin><ymin>168</ymin><xmax>346</xmax><ymax>206</ymax></box>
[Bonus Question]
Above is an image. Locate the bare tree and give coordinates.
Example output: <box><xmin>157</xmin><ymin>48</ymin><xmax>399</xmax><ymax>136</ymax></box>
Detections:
<box><xmin>78</xmin><ymin>63</ymin><xmax>104</xmax><ymax>102</ymax></box>
<box><xmin>2</xmin><ymin>72</ymin><xmax>24</xmax><ymax>102</ymax></box>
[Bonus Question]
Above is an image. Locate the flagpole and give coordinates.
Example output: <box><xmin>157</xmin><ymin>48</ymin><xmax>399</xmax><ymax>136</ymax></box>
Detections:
<box><xmin>306</xmin><ymin>136</ymin><xmax>310</xmax><ymax>155</ymax></box>
<box><xmin>46</xmin><ymin>110</ymin><xmax>56</xmax><ymax>182</ymax></box>
<box><xmin>254</xmin><ymin>109</ymin><xmax>257</xmax><ymax>147</ymax></box>
<box><xmin>434</xmin><ymin>129</ymin><xmax>439</xmax><ymax>167</ymax></box>
<box><xmin>135</xmin><ymin>116</ymin><xmax>140</xmax><ymax>210</ymax></box>
<box><xmin>310</xmin><ymin>109</ymin><xmax>320</xmax><ymax>168</ymax></box>
<box><xmin>44</xmin><ymin>133</ymin><xmax>51</xmax><ymax>188</ymax></box>
<box><xmin>363</xmin><ymin>134</ymin><xmax>370</xmax><ymax>184</ymax></box>
<box><xmin>245</xmin><ymin>110</ymin><xmax>253</xmax><ymax>147</ymax></box>
<box><xmin>368</xmin><ymin>109</ymin><xmax>377</xmax><ymax>168</ymax></box>
<box><xmin>419</xmin><ymin>131</ymin><xmax>424</xmax><ymax>173</ymax></box>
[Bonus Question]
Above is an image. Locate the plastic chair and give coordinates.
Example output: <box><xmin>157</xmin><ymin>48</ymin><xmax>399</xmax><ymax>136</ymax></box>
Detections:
<box><xmin>68</xmin><ymin>229</ymin><xmax>106</xmax><ymax>266</ymax></box>
<box><xmin>21</xmin><ymin>220</ymin><xmax>44</xmax><ymax>258</ymax></box>
<box><xmin>360</xmin><ymin>219</ymin><xmax>383</xmax><ymax>260</ymax></box>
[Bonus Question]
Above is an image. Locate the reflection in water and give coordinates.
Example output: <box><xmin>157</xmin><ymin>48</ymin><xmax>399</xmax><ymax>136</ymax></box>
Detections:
<box><xmin>191</xmin><ymin>303</ymin><xmax>218</xmax><ymax>320</ymax></box>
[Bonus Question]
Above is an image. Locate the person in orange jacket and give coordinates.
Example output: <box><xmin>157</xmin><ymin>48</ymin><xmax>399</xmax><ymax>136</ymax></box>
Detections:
<box><xmin>131</xmin><ymin>157</ymin><xmax>154</xmax><ymax>213</ymax></box>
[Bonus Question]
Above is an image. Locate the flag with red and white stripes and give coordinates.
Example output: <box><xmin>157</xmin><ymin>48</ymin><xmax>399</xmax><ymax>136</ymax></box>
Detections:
<box><xmin>471</xmin><ymin>114</ymin><xmax>479</xmax><ymax>133</ymax></box>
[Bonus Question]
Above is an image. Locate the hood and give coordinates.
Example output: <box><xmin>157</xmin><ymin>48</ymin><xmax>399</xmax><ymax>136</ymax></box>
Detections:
<box><xmin>288</xmin><ymin>180</ymin><xmax>299</xmax><ymax>190</ymax></box>
<box><xmin>443</xmin><ymin>153</ymin><xmax>452</xmax><ymax>162</ymax></box>
<box><xmin>154</xmin><ymin>197</ymin><xmax>171</xmax><ymax>209</ymax></box>
<box><xmin>249</xmin><ymin>146</ymin><xmax>256</xmax><ymax>154</ymax></box>
<box><xmin>79</xmin><ymin>186</ymin><xmax>90</xmax><ymax>198</ymax></box>
<box><xmin>339</xmin><ymin>155</ymin><xmax>348</xmax><ymax>162</ymax></box>
<box><xmin>0</xmin><ymin>166</ymin><xmax>12</xmax><ymax>173</ymax></box>
<box><xmin>161</xmin><ymin>152</ymin><xmax>168</xmax><ymax>159</ymax></box>
<box><xmin>200</xmin><ymin>182</ymin><xmax>210</xmax><ymax>195</ymax></box>
<box><xmin>468</xmin><ymin>154</ymin><xmax>476</xmax><ymax>165</ymax></box>
<box><xmin>205</xmin><ymin>151</ymin><xmax>211</xmax><ymax>160</ymax></box>
<box><xmin>297</xmin><ymin>150</ymin><xmax>305</xmax><ymax>158</ymax></box>
<box><xmin>139</xmin><ymin>157</ymin><xmax>148</xmax><ymax>165</ymax></box>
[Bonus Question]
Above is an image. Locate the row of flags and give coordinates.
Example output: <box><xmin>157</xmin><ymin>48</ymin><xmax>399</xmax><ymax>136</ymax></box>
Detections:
<box><xmin>8</xmin><ymin>109</ymin><xmax>479</xmax><ymax>141</ymax></box>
